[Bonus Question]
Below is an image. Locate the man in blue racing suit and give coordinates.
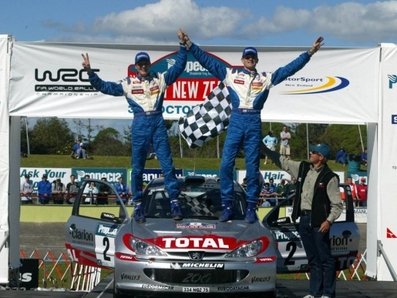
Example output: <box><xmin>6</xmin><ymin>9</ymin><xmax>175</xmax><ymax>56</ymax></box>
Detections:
<box><xmin>81</xmin><ymin>31</ymin><xmax>188</xmax><ymax>223</ymax></box>
<box><xmin>179</xmin><ymin>31</ymin><xmax>323</xmax><ymax>223</ymax></box>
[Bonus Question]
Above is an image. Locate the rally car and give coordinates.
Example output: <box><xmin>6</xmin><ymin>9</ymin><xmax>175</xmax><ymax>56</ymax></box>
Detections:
<box><xmin>65</xmin><ymin>176</ymin><xmax>277</xmax><ymax>298</ymax></box>
<box><xmin>262</xmin><ymin>183</ymin><xmax>360</xmax><ymax>273</ymax></box>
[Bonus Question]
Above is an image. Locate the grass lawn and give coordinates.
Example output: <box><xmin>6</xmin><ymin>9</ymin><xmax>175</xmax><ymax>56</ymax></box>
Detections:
<box><xmin>21</xmin><ymin>154</ymin><xmax>349</xmax><ymax>173</ymax></box>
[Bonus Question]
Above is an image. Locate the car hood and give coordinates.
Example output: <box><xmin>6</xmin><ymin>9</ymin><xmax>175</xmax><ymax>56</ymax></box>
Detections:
<box><xmin>130</xmin><ymin>218</ymin><xmax>272</xmax><ymax>252</ymax></box>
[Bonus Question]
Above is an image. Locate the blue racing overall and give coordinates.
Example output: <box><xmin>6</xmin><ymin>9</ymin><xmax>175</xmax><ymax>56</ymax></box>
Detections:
<box><xmin>190</xmin><ymin>43</ymin><xmax>311</xmax><ymax>221</ymax></box>
<box><xmin>88</xmin><ymin>46</ymin><xmax>187</xmax><ymax>217</ymax></box>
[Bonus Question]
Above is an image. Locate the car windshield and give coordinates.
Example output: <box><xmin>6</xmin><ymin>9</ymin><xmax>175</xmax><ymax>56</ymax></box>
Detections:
<box><xmin>143</xmin><ymin>176</ymin><xmax>246</xmax><ymax>220</ymax></box>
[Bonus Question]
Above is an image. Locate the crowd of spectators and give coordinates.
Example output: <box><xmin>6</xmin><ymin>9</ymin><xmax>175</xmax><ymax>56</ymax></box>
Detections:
<box><xmin>340</xmin><ymin>176</ymin><xmax>368</xmax><ymax>207</ymax></box>
<box><xmin>257</xmin><ymin>177</ymin><xmax>297</xmax><ymax>207</ymax></box>
<box><xmin>20</xmin><ymin>174</ymin><xmax>131</xmax><ymax>205</ymax></box>
<box><xmin>22</xmin><ymin>142</ymin><xmax>368</xmax><ymax>207</ymax></box>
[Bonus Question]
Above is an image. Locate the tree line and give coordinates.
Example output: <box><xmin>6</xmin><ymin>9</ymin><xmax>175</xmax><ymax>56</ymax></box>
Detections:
<box><xmin>21</xmin><ymin>117</ymin><xmax>367</xmax><ymax>160</ymax></box>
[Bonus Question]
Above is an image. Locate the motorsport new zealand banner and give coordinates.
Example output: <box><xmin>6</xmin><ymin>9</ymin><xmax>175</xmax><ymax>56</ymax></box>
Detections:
<box><xmin>8</xmin><ymin>43</ymin><xmax>379</xmax><ymax>125</ymax></box>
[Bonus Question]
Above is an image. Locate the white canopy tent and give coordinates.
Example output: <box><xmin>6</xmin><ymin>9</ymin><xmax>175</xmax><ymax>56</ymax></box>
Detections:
<box><xmin>0</xmin><ymin>35</ymin><xmax>396</xmax><ymax>282</ymax></box>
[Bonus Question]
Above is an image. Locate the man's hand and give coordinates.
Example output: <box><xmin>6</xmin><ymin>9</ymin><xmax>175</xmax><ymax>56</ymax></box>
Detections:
<box><xmin>319</xmin><ymin>219</ymin><xmax>331</xmax><ymax>233</ymax></box>
<box><xmin>177</xmin><ymin>29</ymin><xmax>186</xmax><ymax>43</ymax></box>
<box><xmin>177</xmin><ymin>29</ymin><xmax>192</xmax><ymax>49</ymax></box>
<box><xmin>308</xmin><ymin>36</ymin><xmax>324</xmax><ymax>56</ymax></box>
<box><xmin>81</xmin><ymin>53</ymin><xmax>91</xmax><ymax>71</ymax></box>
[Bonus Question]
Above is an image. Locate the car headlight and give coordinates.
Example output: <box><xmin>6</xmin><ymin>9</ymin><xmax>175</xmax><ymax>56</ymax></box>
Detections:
<box><xmin>131</xmin><ymin>238</ymin><xmax>167</xmax><ymax>257</ymax></box>
<box><xmin>225</xmin><ymin>239</ymin><xmax>263</xmax><ymax>258</ymax></box>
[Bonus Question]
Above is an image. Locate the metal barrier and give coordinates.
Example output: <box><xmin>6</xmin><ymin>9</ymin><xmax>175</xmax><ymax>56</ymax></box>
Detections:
<box><xmin>20</xmin><ymin>248</ymin><xmax>369</xmax><ymax>291</ymax></box>
<box><xmin>338</xmin><ymin>250</ymin><xmax>368</xmax><ymax>281</ymax></box>
<box><xmin>70</xmin><ymin>263</ymin><xmax>101</xmax><ymax>292</ymax></box>
<box><xmin>19</xmin><ymin>249</ymin><xmax>101</xmax><ymax>291</ymax></box>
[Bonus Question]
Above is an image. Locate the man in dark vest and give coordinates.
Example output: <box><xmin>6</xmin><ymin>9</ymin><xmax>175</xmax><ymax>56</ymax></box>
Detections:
<box><xmin>264</xmin><ymin>143</ymin><xmax>343</xmax><ymax>298</ymax></box>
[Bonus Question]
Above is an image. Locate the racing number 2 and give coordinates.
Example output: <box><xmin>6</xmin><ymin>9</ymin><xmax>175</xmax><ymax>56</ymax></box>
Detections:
<box><xmin>284</xmin><ymin>241</ymin><xmax>296</xmax><ymax>266</ymax></box>
<box><xmin>94</xmin><ymin>231</ymin><xmax>116</xmax><ymax>267</ymax></box>
<box><xmin>103</xmin><ymin>237</ymin><xmax>111</xmax><ymax>261</ymax></box>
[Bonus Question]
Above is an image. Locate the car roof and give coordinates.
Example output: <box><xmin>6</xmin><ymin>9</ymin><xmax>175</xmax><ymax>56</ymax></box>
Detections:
<box><xmin>143</xmin><ymin>175</ymin><xmax>246</xmax><ymax>220</ymax></box>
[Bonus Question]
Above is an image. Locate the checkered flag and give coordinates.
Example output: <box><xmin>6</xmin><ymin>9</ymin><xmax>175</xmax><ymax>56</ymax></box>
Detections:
<box><xmin>178</xmin><ymin>82</ymin><xmax>231</xmax><ymax>148</ymax></box>
<box><xmin>183</xmin><ymin>195</ymin><xmax>214</xmax><ymax>217</ymax></box>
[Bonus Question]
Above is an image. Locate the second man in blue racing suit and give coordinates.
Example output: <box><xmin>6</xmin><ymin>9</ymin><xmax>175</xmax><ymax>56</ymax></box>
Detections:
<box><xmin>81</xmin><ymin>30</ymin><xmax>188</xmax><ymax>223</ymax></box>
<box><xmin>179</xmin><ymin>31</ymin><xmax>323</xmax><ymax>223</ymax></box>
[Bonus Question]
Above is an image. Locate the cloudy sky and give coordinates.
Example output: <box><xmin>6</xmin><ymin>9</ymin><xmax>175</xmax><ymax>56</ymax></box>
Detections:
<box><xmin>1</xmin><ymin>0</ymin><xmax>396</xmax><ymax>47</ymax></box>
<box><xmin>3</xmin><ymin>0</ymin><xmax>396</xmax><ymax>134</ymax></box>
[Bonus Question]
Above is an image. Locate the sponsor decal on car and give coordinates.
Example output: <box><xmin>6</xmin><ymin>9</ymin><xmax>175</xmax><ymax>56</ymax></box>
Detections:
<box><xmin>142</xmin><ymin>284</ymin><xmax>174</xmax><ymax>290</ymax></box>
<box><xmin>162</xmin><ymin>237</ymin><xmax>229</xmax><ymax>249</ymax></box>
<box><xmin>251</xmin><ymin>276</ymin><xmax>271</xmax><ymax>283</ymax></box>
<box><xmin>181</xmin><ymin>263</ymin><xmax>224</xmax><ymax>269</ymax></box>
<box><xmin>120</xmin><ymin>273</ymin><xmax>140</xmax><ymax>281</ymax></box>
<box><xmin>115</xmin><ymin>252</ymin><xmax>137</xmax><ymax>262</ymax></box>
<box><xmin>217</xmin><ymin>285</ymin><xmax>249</xmax><ymax>291</ymax></box>
<box><xmin>182</xmin><ymin>272</ymin><xmax>212</xmax><ymax>283</ymax></box>
<box><xmin>96</xmin><ymin>224</ymin><xmax>118</xmax><ymax>237</ymax></box>
<box><xmin>256</xmin><ymin>256</ymin><xmax>276</xmax><ymax>263</ymax></box>
<box><xmin>176</xmin><ymin>222</ymin><xmax>216</xmax><ymax>230</ymax></box>
<box><xmin>273</xmin><ymin>230</ymin><xmax>300</xmax><ymax>241</ymax></box>
<box><xmin>152</xmin><ymin>235</ymin><xmax>240</xmax><ymax>250</ymax></box>
<box><xmin>170</xmin><ymin>262</ymin><xmax>224</xmax><ymax>269</ymax></box>
<box><xmin>70</xmin><ymin>227</ymin><xmax>94</xmax><ymax>243</ymax></box>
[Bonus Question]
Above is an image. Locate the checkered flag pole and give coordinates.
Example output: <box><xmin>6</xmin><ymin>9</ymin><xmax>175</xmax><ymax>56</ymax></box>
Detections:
<box><xmin>178</xmin><ymin>82</ymin><xmax>231</xmax><ymax>148</ymax></box>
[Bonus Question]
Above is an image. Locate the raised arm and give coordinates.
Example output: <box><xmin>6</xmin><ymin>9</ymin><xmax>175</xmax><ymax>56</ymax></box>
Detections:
<box><xmin>163</xmin><ymin>30</ymin><xmax>189</xmax><ymax>86</ymax></box>
<box><xmin>178</xmin><ymin>30</ymin><xmax>227</xmax><ymax>81</ymax></box>
<box><xmin>263</xmin><ymin>146</ymin><xmax>282</xmax><ymax>168</ymax></box>
<box><xmin>271</xmin><ymin>36</ymin><xmax>324</xmax><ymax>86</ymax></box>
<box><xmin>81</xmin><ymin>53</ymin><xmax>124</xmax><ymax>96</ymax></box>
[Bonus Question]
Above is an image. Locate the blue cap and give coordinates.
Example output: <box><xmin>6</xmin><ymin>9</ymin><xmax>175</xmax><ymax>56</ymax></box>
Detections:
<box><xmin>310</xmin><ymin>143</ymin><xmax>331</xmax><ymax>159</ymax></box>
<box><xmin>135</xmin><ymin>52</ymin><xmax>151</xmax><ymax>64</ymax></box>
<box><xmin>242</xmin><ymin>47</ymin><xmax>258</xmax><ymax>58</ymax></box>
